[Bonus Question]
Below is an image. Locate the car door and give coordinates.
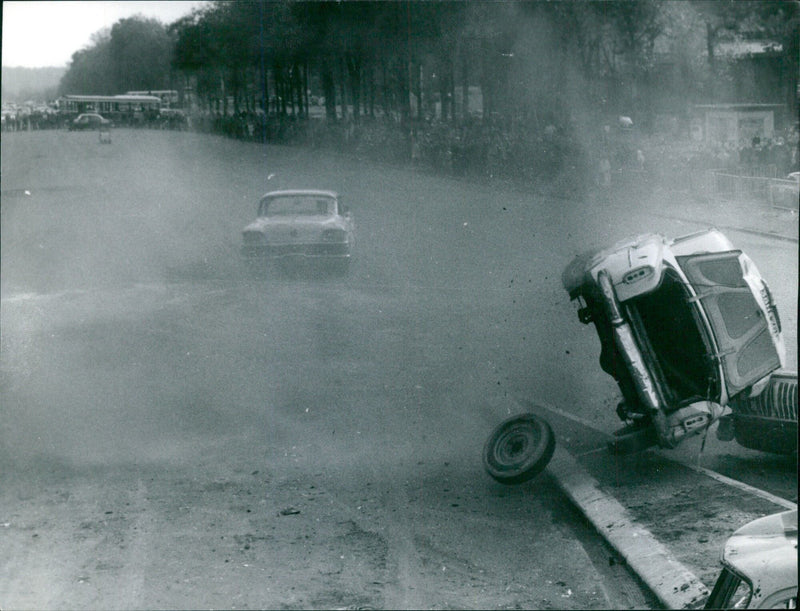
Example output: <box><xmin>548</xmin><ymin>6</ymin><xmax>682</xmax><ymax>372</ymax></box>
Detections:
<box><xmin>677</xmin><ymin>251</ymin><xmax>781</xmax><ymax>398</ymax></box>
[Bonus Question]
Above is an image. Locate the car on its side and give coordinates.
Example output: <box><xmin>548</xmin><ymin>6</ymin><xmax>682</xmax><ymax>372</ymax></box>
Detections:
<box><xmin>241</xmin><ymin>189</ymin><xmax>354</xmax><ymax>273</ymax></box>
<box><xmin>69</xmin><ymin>113</ymin><xmax>111</xmax><ymax>131</ymax></box>
<box><xmin>704</xmin><ymin>509</ymin><xmax>797</xmax><ymax>609</ymax></box>
<box><xmin>562</xmin><ymin>228</ymin><xmax>789</xmax><ymax>453</ymax></box>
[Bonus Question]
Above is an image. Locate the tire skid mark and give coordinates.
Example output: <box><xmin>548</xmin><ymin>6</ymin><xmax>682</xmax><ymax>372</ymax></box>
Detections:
<box><xmin>308</xmin><ymin>472</ymin><xmax>430</xmax><ymax>610</ymax></box>
<box><xmin>111</xmin><ymin>477</ymin><xmax>149</xmax><ymax>608</ymax></box>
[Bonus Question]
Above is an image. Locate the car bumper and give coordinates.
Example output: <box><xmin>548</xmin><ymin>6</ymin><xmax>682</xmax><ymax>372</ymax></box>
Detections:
<box><xmin>241</xmin><ymin>243</ymin><xmax>350</xmax><ymax>258</ymax></box>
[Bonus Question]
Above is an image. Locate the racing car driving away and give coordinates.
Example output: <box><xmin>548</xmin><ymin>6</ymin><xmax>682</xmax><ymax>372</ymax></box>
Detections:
<box><xmin>241</xmin><ymin>189</ymin><xmax>354</xmax><ymax>275</ymax></box>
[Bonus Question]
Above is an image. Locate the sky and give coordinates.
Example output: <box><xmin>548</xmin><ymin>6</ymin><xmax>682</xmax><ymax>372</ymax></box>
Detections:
<box><xmin>2</xmin><ymin>1</ymin><xmax>208</xmax><ymax>68</ymax></box>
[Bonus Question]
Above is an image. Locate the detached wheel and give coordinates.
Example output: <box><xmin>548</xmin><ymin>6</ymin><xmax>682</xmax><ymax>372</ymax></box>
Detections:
<box><xmin>483</xmin><ymin>413</ymin><xmax>555</xmax><ymax>485</ymax></box>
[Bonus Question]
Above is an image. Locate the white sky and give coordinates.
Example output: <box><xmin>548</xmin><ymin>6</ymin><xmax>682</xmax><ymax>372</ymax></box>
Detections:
<box><xmin>2</xmin><ymin>1</ymin><xmax>208</xmax><ymax>68</ymax></box>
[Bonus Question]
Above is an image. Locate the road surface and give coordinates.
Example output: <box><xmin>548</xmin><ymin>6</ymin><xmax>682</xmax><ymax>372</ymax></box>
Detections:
<box><xmin>2</xmin><ymin>129</ymin><xmax>795</xmax><ymax>609</ymax></box>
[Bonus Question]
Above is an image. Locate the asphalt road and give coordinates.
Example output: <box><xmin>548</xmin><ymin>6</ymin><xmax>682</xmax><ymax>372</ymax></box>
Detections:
<box><xmin>1</xmin><ymin>128</ymin><xmax>795</xmax><ymax>609</ymax></box>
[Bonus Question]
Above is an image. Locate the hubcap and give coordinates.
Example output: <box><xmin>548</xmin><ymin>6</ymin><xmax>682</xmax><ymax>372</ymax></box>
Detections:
<box><xmin>497</xmin><ymin>427</ymin><xmax>536</xmax><ymax>464</ymax></box>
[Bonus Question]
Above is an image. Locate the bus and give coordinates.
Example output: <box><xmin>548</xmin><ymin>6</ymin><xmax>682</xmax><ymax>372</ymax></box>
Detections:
<box><xmin>126</xmin><ymin>90</ymin><xmax>179</xmax><ymax>107</ymax></box>
<box><xmin>58</xmin><ymin>94</ymin><xmax>162</xmax><ymax>125</ymax></box>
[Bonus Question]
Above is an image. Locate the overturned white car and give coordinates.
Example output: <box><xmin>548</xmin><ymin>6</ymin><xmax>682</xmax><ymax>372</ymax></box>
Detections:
<box><xmin>562</xmin><ymin>228</ymin><xmax>795</xmax><ymax>454</ymax></box>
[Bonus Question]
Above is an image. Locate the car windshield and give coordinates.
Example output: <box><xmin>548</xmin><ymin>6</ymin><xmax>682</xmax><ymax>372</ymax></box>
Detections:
<box><xmin>260</xmin><ymin>195</ymin><xmax>334</xmax><ymax>217</ymax></box>
<box><xmin>705</xmin><ymin>568</ymin><xmax>753</xmax><ymax>609</ymax></box>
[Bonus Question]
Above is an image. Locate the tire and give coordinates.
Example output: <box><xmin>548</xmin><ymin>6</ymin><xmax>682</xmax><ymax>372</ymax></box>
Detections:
<box><xmin>483</xmin><ymin>413</ymin><xmax>556</xmax><ymax>485</ymax></box>
<box><xmin>733</xmin><ymin>417</ymin><xmax>797</xmax><ymax>455</ymax></box>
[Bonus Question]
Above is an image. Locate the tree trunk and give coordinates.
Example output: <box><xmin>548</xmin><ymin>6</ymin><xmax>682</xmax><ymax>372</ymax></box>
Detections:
<box><xmin>380</xmin><ymin>57</ymin><xmax>389</xmax><ymax>119</ymax></box>
<box><xmin>292</xmin><ymin>63</ymin><xmax>301</xmax><ymax>117</ymax></box>
<box><xmin>304</xmin><ymin>60</ymin><xmax>310</xmax><ymax>118</ymax></box>
<box><xmin>439</xmin><ymin>57</ymin><xmax>451</xmax><ymax>121</ymax></box>
<box><xmin>480</xmin><ymin>42</ymin><xmax>491</xmax><ymax>120</ymax></box>
<box><xmin>232</xmin><ymin>68</ymin><xmax>240</xmax><ymax>116</ymax></box>
<box><xmin>221</xmin><ymin>71</ymin><xmax>228</xmax><ymax>117</ymax></box>
<box><xmin>339</xmin><ymin>57</ymin><xmax>348</xmax><ymax>121</ymax></box>
<box><xmin>275</xmin><ymin>63</ymin><xmax>287</xmax><ymax>116</ymax></box>
<box><xmin>461</xmin><ymin>51</ymin><xmax>469</xmax><ymax>121</ymax></box>
<box><xmin>706</xmin><ymin>22</ymin><xmax>717</xmax><ymax>98</ymax></box>
<box><xmin>347</xmin><ymin>55</ymin><xmax>361</xmax><ymax>124</ymax></box>
<box><xmin>260</xmin><ymin>61</ymin><xmax>269</xmax><ymax>114</ymax></box>
<box><xmin>321</xmin><ymin>57</ymin><xmax>337</xmax><ymax>121</ymax></box>
<box><xmin>448</xmin><ymin>57</ymin><xmax>455</xmax><ymax>122</ymax></box>
<box><xmin>400</xmin><ymin>58</ymin><xmax>411</xmax><ymax>124</ymax></box>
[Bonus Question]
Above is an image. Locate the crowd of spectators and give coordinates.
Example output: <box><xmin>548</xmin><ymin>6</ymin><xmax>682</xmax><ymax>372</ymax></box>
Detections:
<box><xmin>181</xmin><ymin>109</ymin><xmax>588</xmax><ymax>187</ymax></box>
<box><xmin>638</xmin><ymin>127</ymin><xmax>799</xmax><ymax>181</ymax></box>
<box><xmin>1</xmin><ymin>108</ymin><xmax>61</xmax><ymax>131</ymax></box>
<box><xmin>5</xmin><ymin>101</ymin><xmax>798</xmax><ymax>193</ymax></box>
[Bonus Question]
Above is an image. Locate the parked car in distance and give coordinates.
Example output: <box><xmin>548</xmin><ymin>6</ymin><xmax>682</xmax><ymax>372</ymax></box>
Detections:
<box><xmin>159</xmin><ymin>108</ymin><xmax>188</xmax><ymax>129</ymax></box>
<box><xmin>705</xmin><ymin>509</ymin><xmax>797</xmax><ymax>609</ymax></box>
<box><xmin>241</xmin><ymin>189</ymin><xmax>354</xmax><ymax>274</ymax></box>
<box><xmin>69</xmin><ymin>113</ymin><xmax>111</xmax><ymax>131</ymax></box>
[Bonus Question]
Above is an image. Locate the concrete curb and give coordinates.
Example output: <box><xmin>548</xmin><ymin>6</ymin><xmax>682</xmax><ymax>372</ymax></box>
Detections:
<box><xmin>718</xmin><ymin>224</ymin><xmax>798</xmax><ymax>243</ymax></box>
<box><xmin>489</xmin><ymin>395</ymin><xmax>710</xmax><ymax>608</ymax></box>
<box><xmin>547</xmin><ymin>447</ymin><xmax>709</xmax><ymax>609</ymax></box>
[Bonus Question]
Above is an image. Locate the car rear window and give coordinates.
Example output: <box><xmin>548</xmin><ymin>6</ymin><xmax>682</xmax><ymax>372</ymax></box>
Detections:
<box><xmin>262</xmin><ymin>196</ymin><xmax>333</xmax><ymax>216</ymax></box>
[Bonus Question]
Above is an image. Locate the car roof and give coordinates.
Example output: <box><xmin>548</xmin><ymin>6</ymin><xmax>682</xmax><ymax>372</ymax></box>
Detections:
<box><xmin>261</xmin><ymin>189</ymin><xmax>338</xmax><ymax>199</ymax></box>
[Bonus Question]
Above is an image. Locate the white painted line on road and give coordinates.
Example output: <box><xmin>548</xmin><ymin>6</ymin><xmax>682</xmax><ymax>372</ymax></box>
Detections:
<box><xmin>531</xmin><ymin>399</ymin><xmax>797</xmax><ymax>510</ymax></box>
<box><xmin>533</xmin><ymin>400</ymin><xmax>603</xmax><ymax>430</ymax></box>
<box><xmin>573</xmin><ymin>447</ymin><xmax>608</xmax><ymax>458</ymax></box>
<box><xmin>654</xmin><ymin>451</ymin><xmax>797</xmax><ymax>511</ymax></box>
<box><xmin>548</xmin><ymin>446</ymin><xmax>709</xmax><ymax>610</ymax></box>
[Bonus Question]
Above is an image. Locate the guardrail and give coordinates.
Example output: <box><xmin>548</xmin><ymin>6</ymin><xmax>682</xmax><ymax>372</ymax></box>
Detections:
<box><xmin>708</xmin><ymin>170</ymin><xmax>799</xmax><ymax>211</ymax></box>
<box><xmin>768</xmin><ymin>179</ymin><xmax>800</xmax><ymax>211</ymax></box>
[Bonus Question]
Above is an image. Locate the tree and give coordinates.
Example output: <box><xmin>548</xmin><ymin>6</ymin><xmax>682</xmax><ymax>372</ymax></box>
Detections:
<box><xmin>60</xmin><ymin>17</ymin><xmax>174</xmax><ymax>96</ymax></box>
<box><xmin>59</xmin><ymin>29</ymin><xmax>114</xmax><ymax>94</ymax></box>
<box><xmin>109</xmin><ymin>16</ymin><xmax>173</xmax><ymax>93</ymax></box>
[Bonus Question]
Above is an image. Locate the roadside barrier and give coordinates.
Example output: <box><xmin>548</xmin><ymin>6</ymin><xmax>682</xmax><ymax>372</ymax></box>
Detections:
<box><xmin>768</xmin><ymin>178</ymin><xmax>800</xmax><ymax>211</ymax></box>
<box><xmin>708</xmin><ymin>170</ymin><xmax>799</xmax><ymax>211</ymax></box>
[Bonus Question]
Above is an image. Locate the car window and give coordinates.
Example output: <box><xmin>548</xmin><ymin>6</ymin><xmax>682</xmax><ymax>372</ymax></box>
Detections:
<box><xmin>677</xmin><ymin>252</ymin><xmax>781</xmax><ymax>397</ymax></box>
<box><xmin>705</xmin><ymin>568</ymin><xmax>752</xmax><ymax>609</ymax></box>
<box><xmin>263</xmin><ymin>196</ymin><xmax>334</xmax><ymax>216</ymax></box>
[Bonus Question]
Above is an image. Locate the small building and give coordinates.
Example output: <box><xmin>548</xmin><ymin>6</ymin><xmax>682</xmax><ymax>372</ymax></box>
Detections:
<box><xmin>694</xmin><ymin>103</ymin><xmax>784</xmax><ymax>145</ymax></box>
